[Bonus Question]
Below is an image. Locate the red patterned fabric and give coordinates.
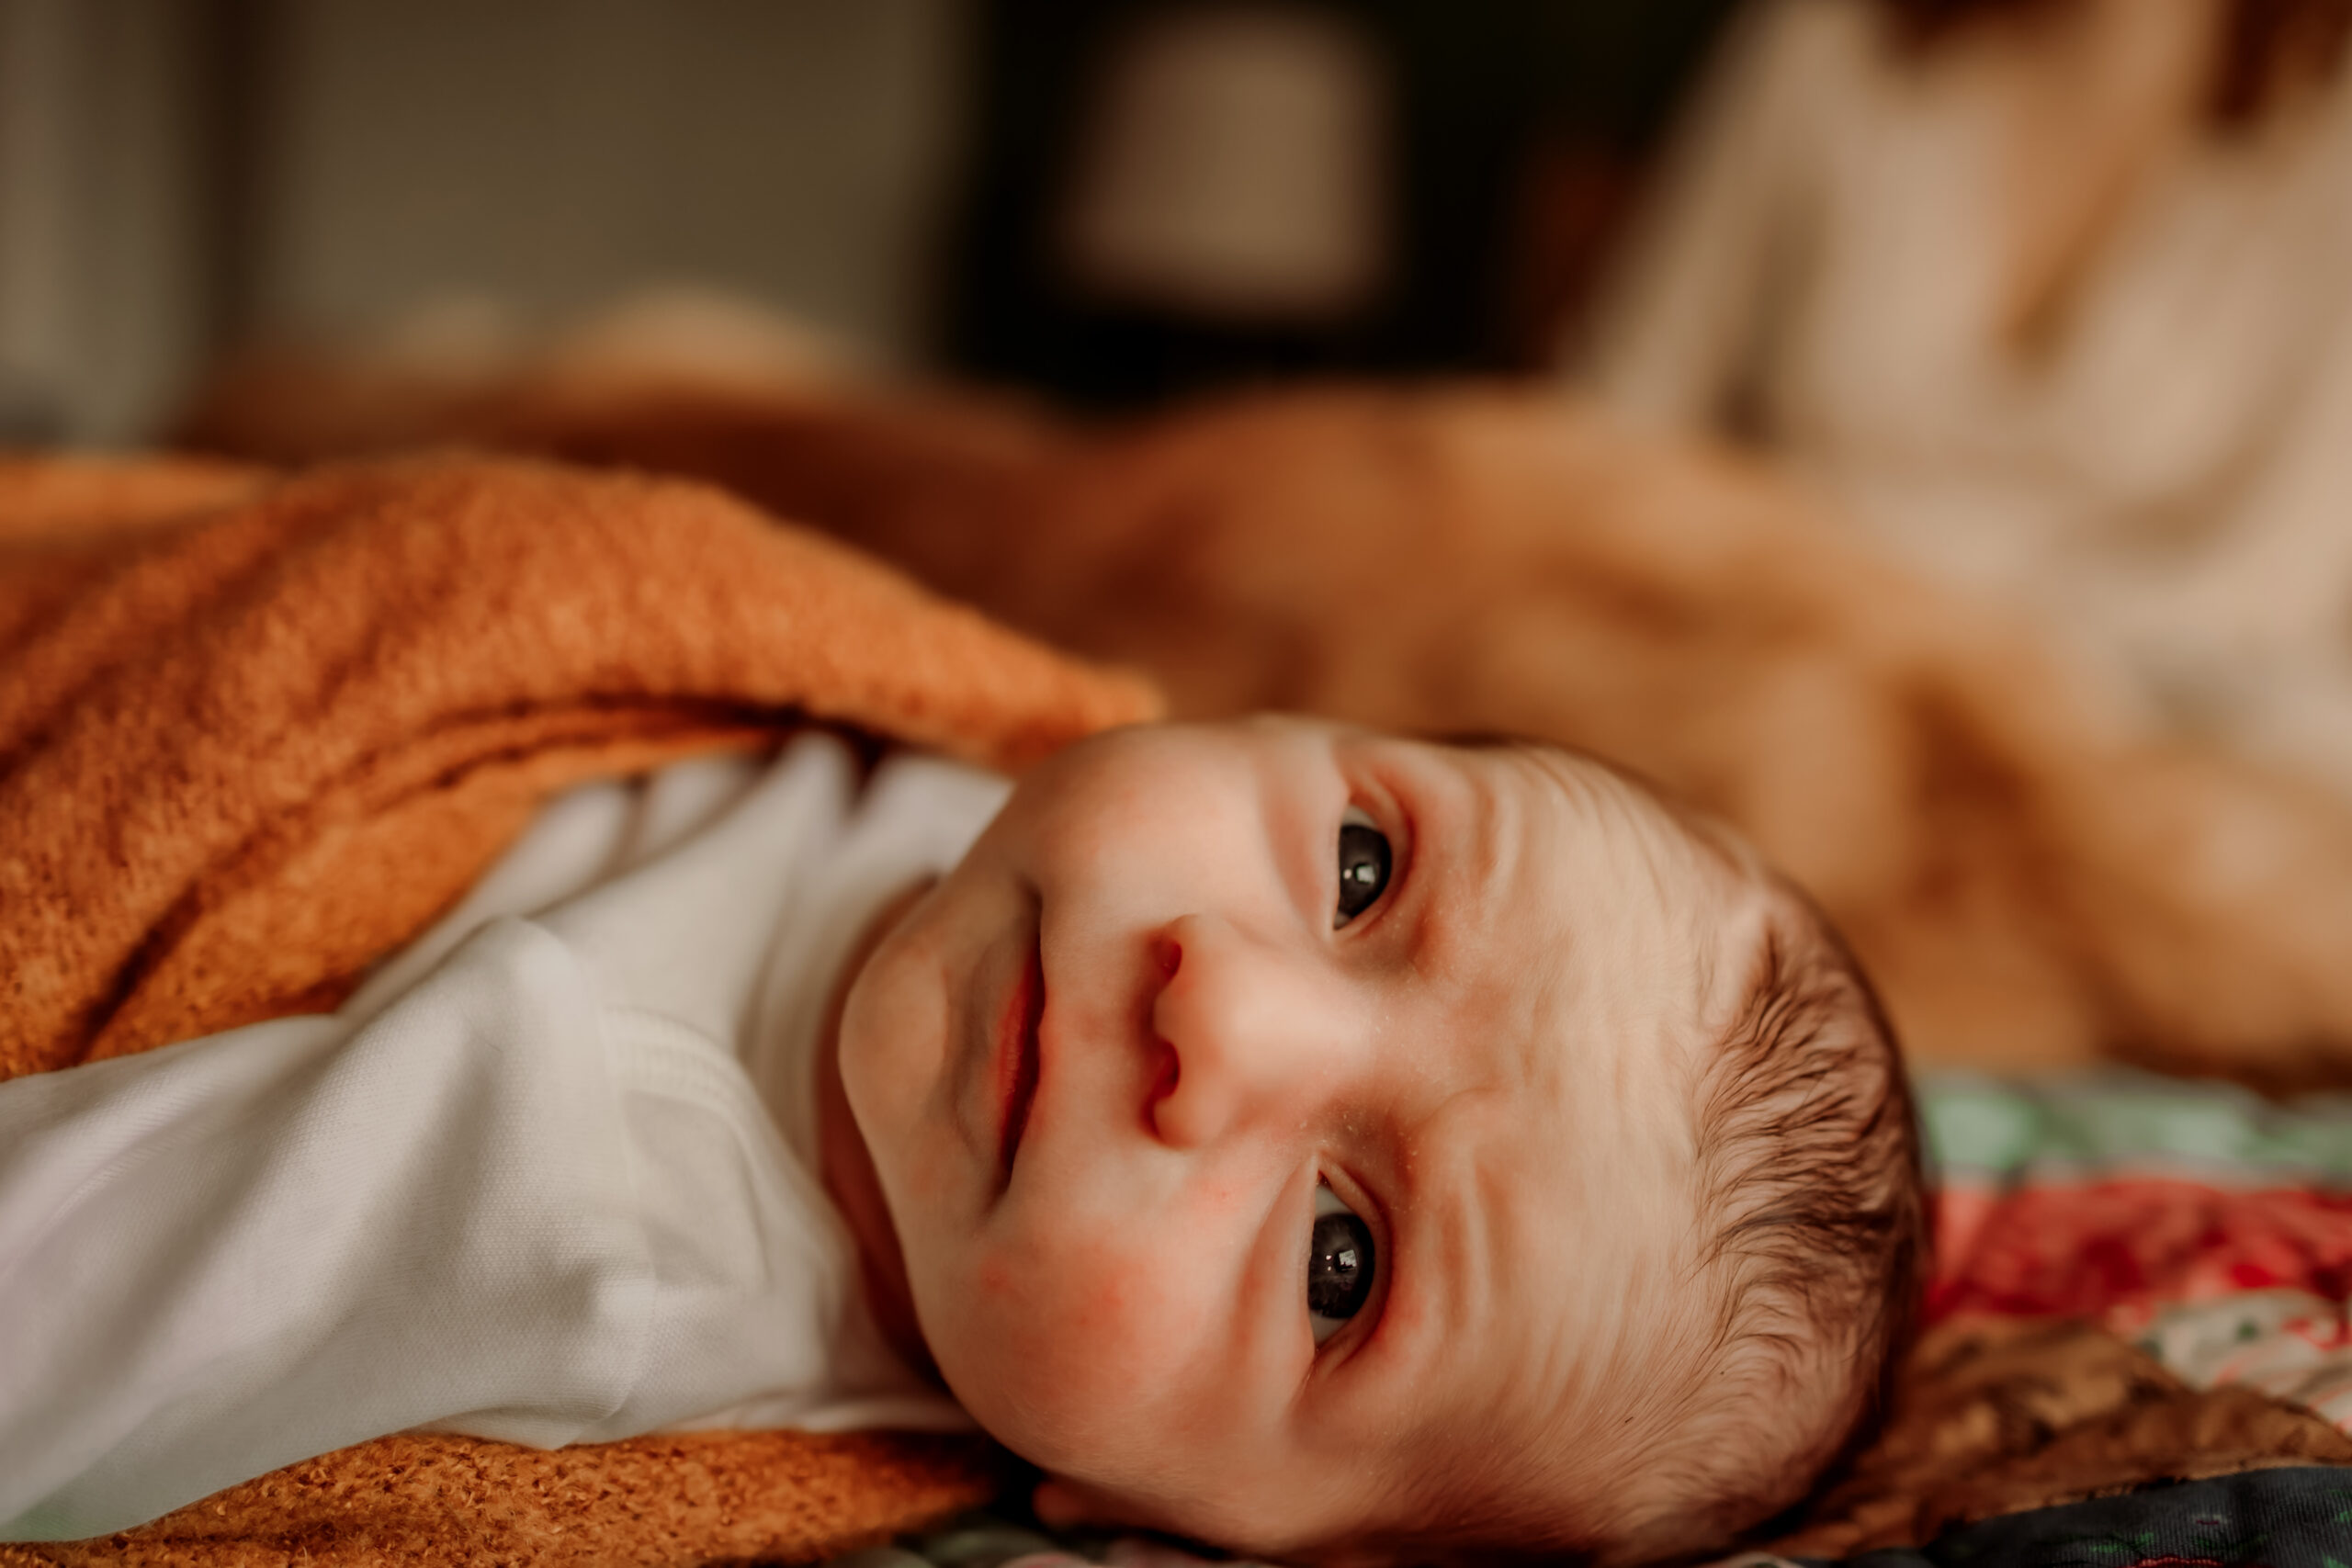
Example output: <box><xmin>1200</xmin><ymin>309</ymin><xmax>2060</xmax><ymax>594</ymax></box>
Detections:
<box><xmin>1931</xmin><ymin>1182</ymin><xmax>2352</xmax><ymax>1324</ymax></box>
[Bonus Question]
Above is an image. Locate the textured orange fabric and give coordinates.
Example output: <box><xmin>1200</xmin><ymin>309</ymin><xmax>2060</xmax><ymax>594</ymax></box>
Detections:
<box><xmin>0</xmin><ymin>452</ymin><xmax>1157</xmax><ymax>1563</ymax></box>
<box><xmin>0</xmin><ymin>1433</ymin><xmax>1010</xmax><ymax>1568</ymax></box>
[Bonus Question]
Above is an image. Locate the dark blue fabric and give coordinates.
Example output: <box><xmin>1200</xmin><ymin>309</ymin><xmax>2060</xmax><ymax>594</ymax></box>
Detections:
<box><xmin>1811</xmin><ymin>1466</ymin><xmax>2352</xmax><ymax>1567</ymax></box>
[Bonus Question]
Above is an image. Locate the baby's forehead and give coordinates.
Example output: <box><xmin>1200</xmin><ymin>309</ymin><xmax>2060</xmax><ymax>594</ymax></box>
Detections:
<box><xmin>1435</xmin><ymin>740</ymin><xmax>1758</xmax><ymax>1008</ymax></box>
<box><xmin>1410</xmin><ymin>740</ymin><xmax>1768</xmax><ymax>1220</ymax></box>
<box><xmin>1330</xmin><ymin>741</ymin><xmax>1793</xmax><ymax>1540</ymax></box>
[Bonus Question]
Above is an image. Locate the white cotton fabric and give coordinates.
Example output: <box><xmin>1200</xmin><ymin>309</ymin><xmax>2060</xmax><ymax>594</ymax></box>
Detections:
<box><xmin>1580</xmin><ymin>0</ymin><xmax>2352</xmax><ymax>795</ymax></box>
<box><xmin>0</xmin><ymin>734</ymin><xmax>1008</xmax><ymax>1541</ymax></box>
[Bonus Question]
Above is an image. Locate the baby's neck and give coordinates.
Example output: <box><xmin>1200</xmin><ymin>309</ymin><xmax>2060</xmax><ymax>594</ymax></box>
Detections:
<box><xmin>817</xmin><ymin>881</ymin><xmax>937</xmax><ymax>1382</ymax></box>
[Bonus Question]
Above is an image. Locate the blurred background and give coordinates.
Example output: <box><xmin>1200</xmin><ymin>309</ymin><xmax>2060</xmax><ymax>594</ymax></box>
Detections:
<box><xmin>0</xmin><ymin>0</ymin><xmax>1738</xmax><ymax>443</ymax></box>
<box><xmin>7</xmin><ymin>0</ymin><xmax>2352</xmax><ymax>1070</ymax></box>
<box><xmin>7</xmin><ymin>0</ymin><xmax>2350</xmax><ymax>790</ymax></box>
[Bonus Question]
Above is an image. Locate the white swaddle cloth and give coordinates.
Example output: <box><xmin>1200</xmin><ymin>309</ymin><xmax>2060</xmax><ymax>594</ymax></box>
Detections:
<box><xmin>0</xmin><ymin>733</ymin><xmax>1007</xmax><ymax>1540</ymax></box>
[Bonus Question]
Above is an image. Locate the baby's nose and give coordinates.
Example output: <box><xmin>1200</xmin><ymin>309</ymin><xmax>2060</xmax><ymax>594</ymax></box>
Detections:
<box><xmin>1146</xmin><ymin>912</ymin><xmax>1348</xmax><ymax>1149</ymax></box>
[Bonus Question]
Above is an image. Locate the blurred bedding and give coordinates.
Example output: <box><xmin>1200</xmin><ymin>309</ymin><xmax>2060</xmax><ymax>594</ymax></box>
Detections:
<box><xmin>1778</xmin><ymin>1068</ymin><xmax>2352</xmax><ymax>1560</ymax></box>
<box><xmin>180</xmin><ymin>360</ymin><xmax>2352</xmax><ymax>1084</ymax></box>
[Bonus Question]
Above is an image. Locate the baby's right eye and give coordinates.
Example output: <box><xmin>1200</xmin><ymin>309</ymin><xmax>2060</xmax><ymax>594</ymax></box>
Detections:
<box><xmin>1334</xmin><ymin>806</ymin><xmax>1391</xmax><ymax>929</ymax></box>
<box><xmin>1308</xmin><ymin>1183</ymin><xmax>1375</xmax><ymax>1344</ymax></box>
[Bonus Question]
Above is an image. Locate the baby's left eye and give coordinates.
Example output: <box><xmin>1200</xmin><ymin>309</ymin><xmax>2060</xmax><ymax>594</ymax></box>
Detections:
<box><xmin>1334</xmin><ymin>806</ymin><xmax>1391</xmax><ymax>929</ymax></box>
<box><xmin>1309</xmin><ymin>1183</ymin><xmax>1375</xmax><ymax>1345</ymax></box>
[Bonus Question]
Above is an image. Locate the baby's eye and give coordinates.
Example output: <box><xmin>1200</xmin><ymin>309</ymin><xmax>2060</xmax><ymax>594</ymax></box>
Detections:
<box><xmin>1334</xmin><ymin>806</ymin><xmax>1391</xmax><ymax>929</ymax></box>
<box><xmin>1308</xmin><ymin>1183</ymin><xmax>1375</xmax><ymax>1344</ymax></box>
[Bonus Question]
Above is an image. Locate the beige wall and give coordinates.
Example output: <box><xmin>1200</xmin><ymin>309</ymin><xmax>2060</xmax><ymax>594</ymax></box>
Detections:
<box><xmin>0</xmin><ymin>0</ymin><xmax>969</xmax><ymax>443</ymax></box>
<box><xmin>252</xmin><ymin>0</ymin><xmax>969</xmax><ymax>363</ymax></box>
<box><xmin>0</xmin><ymin>0</ymin><xmax>216</xmax><ymax>444</ymax></box>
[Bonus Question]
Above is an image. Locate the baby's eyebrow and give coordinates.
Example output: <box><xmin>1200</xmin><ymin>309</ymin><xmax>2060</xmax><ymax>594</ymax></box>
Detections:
<box><xmin>1360</xmin><ymin>1095</ymin><xmax>1502</xmax><ymax>1431</ymax></box>
<box><xmin>1419</xmin><ymin>754</ymin><xmax>1522</xmax><ymax>962</ymax></box>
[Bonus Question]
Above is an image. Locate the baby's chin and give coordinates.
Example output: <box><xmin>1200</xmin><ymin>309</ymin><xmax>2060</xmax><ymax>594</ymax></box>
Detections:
<box><xmin>1021</xmin><ymin>1439</ymin><xmax>1390</xmax><ymax>1562</ymax></box>
<box><xmin>1033</xmin><ymin>1479</ymin><xmax>1306</xmax><ymax>1560</ymax></box>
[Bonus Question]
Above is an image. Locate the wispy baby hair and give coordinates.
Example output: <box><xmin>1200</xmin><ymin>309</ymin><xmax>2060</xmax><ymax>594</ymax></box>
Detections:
<box><xmin>1649</xmin><ymin>874</ymin><xmax>1928</xmax><ymax>1558</ymax></box>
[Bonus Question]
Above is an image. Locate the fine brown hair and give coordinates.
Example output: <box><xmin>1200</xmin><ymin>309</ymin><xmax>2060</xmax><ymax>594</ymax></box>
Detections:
<box><xmin>1672</xmin><ymin>884</ymin><xmax>1929</xmax><ymax>1549</ymax></box>
<box><xmin>1877</xmin><ymin>0</ymin><xmax>2352</xmax><ymax>130</ymax></box>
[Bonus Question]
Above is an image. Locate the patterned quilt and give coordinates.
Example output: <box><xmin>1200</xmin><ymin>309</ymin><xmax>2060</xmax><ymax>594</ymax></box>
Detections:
<box><xmin>828</xmin><ymin>1071</ymin><xmax>2352</xmax><ymax>1568</ymax></box>
<box><xmin>1776</xmin><ymin>1070</ymin><xmax>2352</xmax><ymax>1566</ymax></box>
<box><xmin>1929</xmin><ymin>1072</ymin><xmax>2352</xmax><ymax>1417</ymax></box>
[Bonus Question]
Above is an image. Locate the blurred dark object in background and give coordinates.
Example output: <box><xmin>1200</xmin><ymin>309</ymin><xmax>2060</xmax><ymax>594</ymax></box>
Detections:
<box><xmin>0</xmin><ymin>0</ymin><xmax>1745</xmax><ymax>442</ymax></box>
<box><xmin>0</xmin><ymin>0</ymin><xmax>1738</xmax><ymax>441</ymax></box>
<box><xmin>941</xmin><ymin>0</ymin><xmax>1737</xmax><ymax>407</ymax></box>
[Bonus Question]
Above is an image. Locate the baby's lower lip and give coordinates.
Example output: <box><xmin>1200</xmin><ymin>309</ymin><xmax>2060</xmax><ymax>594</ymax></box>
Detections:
<box><xmin>997</xmin><ymin>937</ymin><xmax>1045</xmax><ymax>1183</ymax></box>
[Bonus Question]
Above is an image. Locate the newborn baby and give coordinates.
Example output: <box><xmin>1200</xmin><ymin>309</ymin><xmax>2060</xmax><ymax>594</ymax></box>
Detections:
<box><xmin>838</xmin><ymin>718</ymin><xmax>1926</xmax><ymax>1565</ymax></box>
<box><xmin>0</xmin><ymin>717</ymin><xmax>1923</xmax><ymax>1566</ymax></box>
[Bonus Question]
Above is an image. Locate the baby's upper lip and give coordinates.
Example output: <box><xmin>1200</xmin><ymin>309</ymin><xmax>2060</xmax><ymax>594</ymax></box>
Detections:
<box><xmin>997</xmin><ymin>928</ymin><xmax>1046</xmax><ymax>1186</ymax></box>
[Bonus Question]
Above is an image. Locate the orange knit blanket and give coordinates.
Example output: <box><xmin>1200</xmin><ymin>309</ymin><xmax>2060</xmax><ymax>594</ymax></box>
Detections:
<box><xmin>0</xmin><ymin>453</ymin><xmax>1159</xmax><ymax>1565</ymax></box>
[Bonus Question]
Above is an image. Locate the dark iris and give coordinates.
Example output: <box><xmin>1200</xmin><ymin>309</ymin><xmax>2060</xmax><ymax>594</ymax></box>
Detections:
<box><xmin>1334</xmin><ymin>821</ymin><xmax>1391</xmax><ymax>927</ymax></box>
<box><xmin>1307</xmin><ymin>1210</ymin><xmax>1374</xmax><ymax>1319</ymax></box>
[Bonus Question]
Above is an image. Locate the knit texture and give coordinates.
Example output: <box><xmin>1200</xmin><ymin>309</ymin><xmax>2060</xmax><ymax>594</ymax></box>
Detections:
<box><xmin>0</xmin><ymin>452</ymin><xmax>1157</xmax><ymax>1564</ymax></box>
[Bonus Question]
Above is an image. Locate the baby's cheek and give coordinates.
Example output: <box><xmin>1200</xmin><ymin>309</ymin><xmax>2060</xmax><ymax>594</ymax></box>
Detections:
<box><xmin>974</xmin><ymin>1256</ymin><xmax>1013</xmax><ymax>1295</ymax></box>
<box><xmin>1046</xmin><ymin>1179</ymin><xmax>1262</xmax><ymax>1359</ymax></box>
<box><xmin>899</xmin><ymin>1145</ymin><xmax>965</xmax><ymax>1227</ymax></box>
<box><xmin>1012</xmin><ymin>1236</ymin><xmax>1189</xmax><ymax>1408</ymax></box>
<box><xmin>1040</xmin><ymin>1238</ymin><xmax>1150</xmax><ymax>1346</ymax></box>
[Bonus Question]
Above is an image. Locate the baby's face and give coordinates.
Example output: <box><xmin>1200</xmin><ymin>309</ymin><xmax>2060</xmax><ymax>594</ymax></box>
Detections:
<box><xmin>838</xmin><ymin>719</ymin><xmax>1744</xmax><ymax>1552</ymax></box>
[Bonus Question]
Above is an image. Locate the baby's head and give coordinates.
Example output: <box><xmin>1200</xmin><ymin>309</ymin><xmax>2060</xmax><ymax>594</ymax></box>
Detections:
<box><xmin>837</xmin><ymin>717</ymin><xmax>1925</xmax><ymax>1565</ymax></box>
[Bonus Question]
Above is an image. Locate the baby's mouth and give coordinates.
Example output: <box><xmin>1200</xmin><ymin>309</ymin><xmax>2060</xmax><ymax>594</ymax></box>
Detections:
<box><xmin>999</xmin><ymin>936</ymin><xmax>1045</xmax><ymax>1182</ymax></box>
